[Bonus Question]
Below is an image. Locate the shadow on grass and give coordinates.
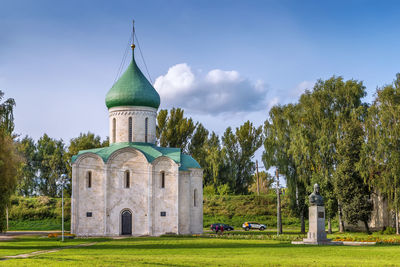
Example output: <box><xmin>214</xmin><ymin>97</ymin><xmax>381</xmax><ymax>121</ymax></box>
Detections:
<box><xmin>80</xmin><ymin>238</ymin><xmax>296</xmax><ymax>251</ymax></box>
<box><xmin>34</xmin><ymin>255</ymin><xmax>190</xmax><ymax>267</ymax></box>
<box><xmin>211</xmin><ymin>230</ymin><xmax>306</xmax><ymax>235</ymax></box>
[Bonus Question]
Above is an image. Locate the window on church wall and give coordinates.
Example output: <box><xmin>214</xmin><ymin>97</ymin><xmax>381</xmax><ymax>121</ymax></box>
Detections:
<box><xmin>112</xmin><ymin>118</ymin><xmax>116</xmax><ymax>143</ymax></box>
<box><xmin>145</xmin><ymin>117</ymin><xmax>148</xmax><ymax>143</ymax></box>
<box><xmin>194</xmin><ymin>189</ymin><xmax>197</xmax><ymax>207</ymax></box>
<box><xmin>161</xmin><ymin>172</ymin><xmax>165</xmax><ymax>188</ymax></box>
<box><xmin>128</xmin><ymin>117</ymin><xmax>132</xmax><ymax>142</ymax></box>
<box><xmin>87</xmin><ymin>171</ymin><xmax>92</xmax><ymax>188</ymax></box>
<box><xmin>124</xmin><ymin>170</ymin><xmax>130</xmax><ymax>188</ymax></box>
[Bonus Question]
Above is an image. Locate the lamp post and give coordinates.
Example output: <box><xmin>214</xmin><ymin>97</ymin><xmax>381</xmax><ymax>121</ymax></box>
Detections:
<box><xmin>276</xmin><ymin>169</ymin><xmax>282</xmax><ymax>236</ymax></box>
<box><xmin>60</xmin><ymin>174</ymin><xmax>68</xmax><ymax>242</ymax></box>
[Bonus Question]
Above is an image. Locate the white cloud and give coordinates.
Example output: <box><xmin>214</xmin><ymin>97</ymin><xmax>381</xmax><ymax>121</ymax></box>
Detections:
<box><xmin>154</xmin><ymin>63</ymin><xmax>269</xmax><ymax>114</ymax></box>
<box><xmin>206</xmin><ymin>69</ymin><xmax>240</xmax><ymax>83</ymax></box>
<box><xmin>154</xmin><ymin>63</ymin><xmax>195</xmax><ymax>98</ymax></box>
<box><xmin>267</xmin><ymin>97</ymin><xmax>280</xmax><ymax>110</ymax></box>
<box><xmin>291</xmin><ymin>80</ymin><xmax>315</xmax><ymax>98</ymax></box>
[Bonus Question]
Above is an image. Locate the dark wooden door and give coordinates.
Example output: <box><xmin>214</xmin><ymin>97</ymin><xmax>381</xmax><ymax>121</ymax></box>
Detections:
<box><xmin>121</xmin><ymin>210</ymin><xmax>132</xmax><ymax>235</ymax></box>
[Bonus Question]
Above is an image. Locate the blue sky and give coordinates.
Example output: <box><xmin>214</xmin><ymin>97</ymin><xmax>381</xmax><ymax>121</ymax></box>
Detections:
<box><xmin>2</xmin><ymin>0</ymin><xmax>400</xmax><ymax>168</ymax></box>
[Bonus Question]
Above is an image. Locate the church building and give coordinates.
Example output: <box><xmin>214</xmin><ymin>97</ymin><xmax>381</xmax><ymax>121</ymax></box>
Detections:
<box><xmin>70</xmin><ymin>26</ymin><xmax>203</xmax><ymax>236</ymax></box>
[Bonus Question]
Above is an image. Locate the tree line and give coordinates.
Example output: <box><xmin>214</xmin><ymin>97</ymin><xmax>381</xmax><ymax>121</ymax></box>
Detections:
<box><xmin>5</xmin><ymin>106</ymin><xmax>264</xmax><ymax>200</ymax></box>
<box><xmin>264</xmin><ymin>74</ymin><xmax>400</xmax><ymax>234</ymax></box>
<box><xmin>2</xmin><ymin>73</ymin><xmax>400</xmax><ymax>233</ymax></box>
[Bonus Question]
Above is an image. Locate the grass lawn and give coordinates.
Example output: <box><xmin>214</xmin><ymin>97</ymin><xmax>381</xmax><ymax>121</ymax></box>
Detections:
<box><xmin>0</xmin><ymin>236</ymin><xmax>108</xmax><ymax>258</ymax></box>
<box><xmin>1</xmin><ymin>235</ymin><xmax>400</xmax><ymax>266</ymax></box>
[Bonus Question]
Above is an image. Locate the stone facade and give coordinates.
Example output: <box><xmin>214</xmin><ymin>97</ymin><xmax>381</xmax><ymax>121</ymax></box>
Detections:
<box><xmin>71</xmin><ymin>148</ymin><xmax>203</xmax><ymax>236</ymax></box>
<box><xmin>303</xmin><ymin>206</ymin><xmax>329</xmax><ymax>242</ymax></box>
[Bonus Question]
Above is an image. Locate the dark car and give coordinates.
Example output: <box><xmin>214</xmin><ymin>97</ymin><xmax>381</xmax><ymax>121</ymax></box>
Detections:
<box><xmin>210</xmin><ymin>223</ymin><xmax>234</xmax><ymax>232</ymax></box>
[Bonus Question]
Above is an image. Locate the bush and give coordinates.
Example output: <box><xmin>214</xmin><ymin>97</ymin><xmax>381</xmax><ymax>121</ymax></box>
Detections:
<box><xmin>203</xmin><ymin>185</ymin><xmax>215</xmax><ymax>196</ymax></box>
<box><xmin>381</xmin><ymin>226</ymin><xmax>396</xmax><ymax>235</ymax></box>
<box><xmin>203</xmin><ymin>194</ymin><xmax>277</xmax><ymax>217</ymax></box>
<box><xmin>217</xmin><ymin>184</ymin><xmax>230</xmax><ymax>196</ymax></box>
<box><xmin>9</xmin><ymin>197</ymin><xmax>71</xmax><ymax>220</ymax></box>
<box><xmin>37</xmin><ymin>196</ymin><xmax>52</xmax><ymax>205</ymax></box>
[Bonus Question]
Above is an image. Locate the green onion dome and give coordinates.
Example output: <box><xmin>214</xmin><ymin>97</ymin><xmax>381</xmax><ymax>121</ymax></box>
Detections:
<box><xmin>106</xmin><ymin>50</ymin><xmax>160</xmax><ymax>109</ymax></box>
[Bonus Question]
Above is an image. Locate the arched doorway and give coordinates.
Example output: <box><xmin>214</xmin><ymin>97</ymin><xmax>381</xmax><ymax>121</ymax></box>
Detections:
<box><xmin>121</xmin><ymin>210</ymin><xmax>132</xmax><ymax>235</ymax></box>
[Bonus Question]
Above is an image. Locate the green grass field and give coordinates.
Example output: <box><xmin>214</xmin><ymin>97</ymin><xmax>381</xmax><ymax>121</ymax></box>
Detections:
<box><xmin>0</xmin><ymin>236</ymin><xmax>107</xmax><ymax>258</ymax></box>
<box><xmin>1</xmin><ymin>233</ymin><xmax>400</xmax><ymax>266</ymax></box>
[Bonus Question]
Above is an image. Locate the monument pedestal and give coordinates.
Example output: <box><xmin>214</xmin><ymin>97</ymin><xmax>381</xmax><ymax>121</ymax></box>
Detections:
<box><xmin>302</xmin><ymin>206</ymin><xmax>331</xmax><ymax>244</ymax></box>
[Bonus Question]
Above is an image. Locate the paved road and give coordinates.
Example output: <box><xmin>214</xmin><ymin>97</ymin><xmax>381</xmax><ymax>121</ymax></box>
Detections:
<box><xmin>1</xmin><ymin>230</ymin><xmax>60</xmax><ymax>236</ymax></box>
<box><xmin>0</xmin><ymin>231</ymin><xmax>61</xmax><ymax>240</ymax></box>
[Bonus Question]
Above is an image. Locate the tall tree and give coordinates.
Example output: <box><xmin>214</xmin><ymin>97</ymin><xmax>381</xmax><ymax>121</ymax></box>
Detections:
<box><xmin>35</xmin><ymin>134</ymin><xmax>67</xmax><ymax>197</ymax></box>
<box><xmin>204</xmin><ymin>132</ymin><xmax>228</xmax><ymax>189</ymax></box>
<box><xmin>156</xmin><ymin>108</ymin><xmax>196</xmax><ymax>152</ymax></box>
<box><xmin>222</xmin><ymin>121</ymin><xmax>263</xmax><ymax>194</ymax></box>
<box><xmin>0</xmin><ymin>90</ymin><xmax>16</xmax><ymax>134</ymax></box>
<box><xmin>0</xmin><ymin>90</ymin><xmax>20</xmax><ymax>232</ymax></box>
<box><xmin>16</xmin><ymin>136</ymin><xmax>37</xmax><ymax>196</ymax></box>
<box><xmin>263</xmin><ymin>104</ymin><xmax>307</xmax><ymax>233</ymax></box>
<box><xmin>0</xmin><ymin>133</ymin><xmax>21</xmax><ymax>232</ymax></box>
<box><xmin>335</xmin><ymin>112</ymin><xmax>372</xmax><ymax>233</ymax></box>
<box><xmin>359</xmin><ymin>73</ymin><xmax>400</xmax><ymax>234</ymax></box>
<box><xmin>188</xmin><ymin>123</ymin><xmax>209</xmax><ymax>168</ymax></box>
<box><xmin>289</xmin><ymin>77</ymin><xmax>366</xmax><ymax>233</ymax></box>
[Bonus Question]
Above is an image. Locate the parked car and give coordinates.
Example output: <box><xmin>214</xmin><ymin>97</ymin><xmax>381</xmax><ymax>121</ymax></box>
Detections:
<box><xmin>242</xmin><ymin>222</ymin><xmax>266</xmax><ymax>231</ymax></box>
<box><xmin>210</xmin><ymin>223</ymin><xmax>234</xmax><ymax>232</ymax></box>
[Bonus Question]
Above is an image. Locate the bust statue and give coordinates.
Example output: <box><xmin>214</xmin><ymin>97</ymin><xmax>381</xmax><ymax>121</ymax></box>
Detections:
<box><xmin>309</xmin><ymin>183</ymin><xmax>324</xmax><ymax>206</ymax></box>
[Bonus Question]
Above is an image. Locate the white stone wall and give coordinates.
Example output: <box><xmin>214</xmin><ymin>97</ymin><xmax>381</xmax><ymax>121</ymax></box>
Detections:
<box><xmin>152</xmin><ymin>157</ymin><xmax>180</xmax><ymax>235</ymax></box>
<box><xmin>105</xmin><ymin>148</ymin><xmax>150</xmax><ymax>235</ymax></box>
<box><xmin>108</xmin><ymin>106</ymin><xmax>157</xmax><ymax>144</ymax></box>
<box><xmin>178</xmin><ymin>171</ymin><xmax>190</xmax><ymax>234</ymax></box>
<box><xmin>71</xmin><ymin>154</ymin><xmax>105</xmax><ymax>236</ymax></box>
<box><xmin>72</xmin><ymin>148</ymin><xmax>203</xmax><ymax>236</ymax></box>
<box><xmin>189</xmin><ymin>169</ymin><xmax>203</xmax><ymax>234</ymax></box>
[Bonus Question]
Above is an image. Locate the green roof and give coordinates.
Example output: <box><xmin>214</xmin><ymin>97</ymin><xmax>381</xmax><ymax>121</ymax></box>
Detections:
<box><xmin>71</xmin><ymin>142</ymin><xmax>200</xmax><ymax>171</ymax></box>
<box><xmin>180</xmin><ymin>153</ymin><xmax>201</xmax><ymax>170</ymax></box>
<box><xmin>105</xmin><ymin>52</ymin><xmax>160</xmax><ymax>109</ymax></box>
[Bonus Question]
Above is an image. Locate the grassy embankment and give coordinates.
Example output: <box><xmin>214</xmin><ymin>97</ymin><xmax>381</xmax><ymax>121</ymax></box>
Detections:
<box><xmin>8</xmin><ymin>194</ymin><xmax>298</xmax><ymax>231</ymax></box>
<box><xmin>203</xmin><ymin>194</ymin><xmax>300</xmax><ymax>229</ymax></box>
<box><xmin>7</xmin><ymin>196</ymin><xmax>70</xmax><ymax>231</ymax></box>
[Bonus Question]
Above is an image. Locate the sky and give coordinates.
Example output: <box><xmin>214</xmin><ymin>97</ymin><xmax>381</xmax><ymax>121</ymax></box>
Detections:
<box><xmin>2</xmin><ymin>0</ymin><xmax>400</xmax><ymax>170</ymax></box>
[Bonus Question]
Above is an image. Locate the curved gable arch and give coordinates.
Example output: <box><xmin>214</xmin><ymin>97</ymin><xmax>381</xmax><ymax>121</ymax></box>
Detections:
<box><xmin>106</xmin><ymin>146</ymin><xmax>149</xmax><ymax>165</ymax></box>
<box><xmin>151</xmin><ymin>155</ymin><xmax>178</xmax><ymax>168</ymax></box>
<box><xmin>74</xmin><ymin>152</ymin><xmax>104</xmax><ymax>167</ymax></box>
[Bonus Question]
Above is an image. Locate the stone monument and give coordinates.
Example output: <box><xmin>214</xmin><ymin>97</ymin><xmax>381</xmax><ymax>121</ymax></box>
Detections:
<box><xmin>302</xmin><ymin>183</ymin><xmax>331</xmax><ymax>244</ymax></box>
<box><xmin>293</xmin><ymin>183</ymin><xmax>375</xmax><ymax>246</ymax></box>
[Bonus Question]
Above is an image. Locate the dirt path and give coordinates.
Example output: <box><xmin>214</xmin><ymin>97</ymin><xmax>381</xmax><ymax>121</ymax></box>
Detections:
<box><xmin>0</xmin><ymin>242</ymin><xmax>98</xmax><ymax>261</ymax></box>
